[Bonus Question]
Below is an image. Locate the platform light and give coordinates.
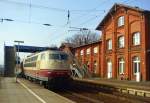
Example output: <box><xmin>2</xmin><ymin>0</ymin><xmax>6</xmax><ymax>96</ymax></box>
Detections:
<box><xmin>69</xmin><ymin>27</ymin><xmax>89</xmax><ymax>32</ymax></box>
<box><xmin>14</xmin><ymin>40</ymin><xmax>24</xmax><ymax>83</ymax></box>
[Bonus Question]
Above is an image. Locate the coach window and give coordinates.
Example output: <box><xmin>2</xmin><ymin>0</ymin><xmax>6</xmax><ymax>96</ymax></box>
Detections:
<box><xmin>41</xmin><ymin>54</ymin><xmax>45</xmax><ymax>60</ymax></box>
<box><xmin>118</xmin><ymin>16</ymin><xmax>124</xmax><ymax>27</ymax></box>
<box><xmin>133</xmin><ymin>56</ymin><xmax>140</xmax><ymax>75</ymax></box>
<box><xmin>107</xmin><ymin>39</ymin><xmax>112</xmax><ymax>50</ymax></box>
<box><xmin>118</xmin><ymin>36</ymin><xmax>125</xmax><ymax>48</ymax></box>
<box><xmin>118</xmin><ymin>58</ymin><xmax>125</xmax><ymax>74</ymax></box>
<box><xmin>133</xmin><ymin>32</ymin><xmax>140</xmax><ymax>46</ymax></box>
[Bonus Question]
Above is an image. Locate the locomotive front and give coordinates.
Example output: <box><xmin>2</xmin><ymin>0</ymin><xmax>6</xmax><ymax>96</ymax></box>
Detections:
<box><xmin>40</xmin><ymin>51</ymin><xmax>72</xmax><ymax>87</ymax></box>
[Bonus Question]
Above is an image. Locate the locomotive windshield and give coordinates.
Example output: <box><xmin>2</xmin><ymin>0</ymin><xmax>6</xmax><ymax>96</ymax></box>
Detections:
<box><xmin>49</xmin><ymin>53</ymin><xmax>68</xmax><ymax>60</ymax></box>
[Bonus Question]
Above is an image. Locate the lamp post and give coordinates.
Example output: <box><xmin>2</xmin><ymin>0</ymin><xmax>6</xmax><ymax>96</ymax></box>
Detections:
<box><xmin>14</xmin><ymin>40</ymin><xmax>24</xmax><ymax>82</ymax></box>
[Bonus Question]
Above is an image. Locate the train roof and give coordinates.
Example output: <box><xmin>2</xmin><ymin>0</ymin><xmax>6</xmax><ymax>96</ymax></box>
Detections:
<box><xmin>26</xmin><ymin>50</ymin><xmax>66</xmax><ymax>58</ymax></box>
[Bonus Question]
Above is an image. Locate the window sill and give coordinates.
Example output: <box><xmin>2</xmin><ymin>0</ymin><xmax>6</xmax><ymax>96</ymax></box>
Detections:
<box><xmin>117</xmin><ymin>25</ymin><xmax>124</xmax><ymax>29</ymax></box>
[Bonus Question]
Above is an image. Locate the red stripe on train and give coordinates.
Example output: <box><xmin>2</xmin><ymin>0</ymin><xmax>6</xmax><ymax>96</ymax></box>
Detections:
<box><xmin>39</xmin><ymin>69</ymin><xmax>71</xmax><ymax>77</ymax></box>
<box><xmin>24</xmin><ymin>69</ymin><xmax>71</xmax><ymax>78</ymax></box>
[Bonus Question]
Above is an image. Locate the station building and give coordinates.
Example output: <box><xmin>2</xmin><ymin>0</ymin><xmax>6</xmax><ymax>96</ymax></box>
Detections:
<box><xmin>62</xmin><ymin>4</ymin><xmax>150</xmax><ymax>81</ymax></box>
<box><xmin>73</xmin><ymin>41</ymin><xmax>101</xmax><ymax>76</ymax></box>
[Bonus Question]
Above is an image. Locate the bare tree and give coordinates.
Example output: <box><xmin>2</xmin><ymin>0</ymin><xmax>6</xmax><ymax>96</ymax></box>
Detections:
<box><xmin>64</xmin><ymin>30</ymin><xmax>100</xmax><ymax>47</ymax></box>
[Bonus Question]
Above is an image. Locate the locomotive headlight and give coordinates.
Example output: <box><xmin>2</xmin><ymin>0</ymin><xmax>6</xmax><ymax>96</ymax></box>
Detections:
<box><xmin>47</xmin><ymin>71</ymin><xmax>52</xmax><ymax>74</ymax></box>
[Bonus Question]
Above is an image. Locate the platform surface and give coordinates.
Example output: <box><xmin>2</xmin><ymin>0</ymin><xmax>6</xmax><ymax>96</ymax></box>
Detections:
<box><xmin>74</xmin><ymin>78</ymin><xmax>150</xmax><ymax>91</ymax></box>
<box><xmin>0</xmin><ymin>77</ymin><xmax>75</xmax><ymax>103</ymax></box>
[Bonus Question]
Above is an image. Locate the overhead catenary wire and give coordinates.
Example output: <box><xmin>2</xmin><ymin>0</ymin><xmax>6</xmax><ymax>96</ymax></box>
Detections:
<box><xmin>45</xmin><ymin>0</ymin><xmax>114</xmax><ymax>43</ymax></box>
<box><xmin>0</xmin><ymin>0</ymin><xmax>107</xmax><ymax>13</ymax></box>
<box><xmin>0</xmin><ymin>0</ymin><xmax>139</xmax><ymax>43</ymax></box>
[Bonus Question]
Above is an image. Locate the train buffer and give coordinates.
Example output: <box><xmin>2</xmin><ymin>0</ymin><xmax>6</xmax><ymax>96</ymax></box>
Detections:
<box><xmin>0</xmin><ymin>77</ymin><xmax>75</xmax><ymax>103</ymax></box>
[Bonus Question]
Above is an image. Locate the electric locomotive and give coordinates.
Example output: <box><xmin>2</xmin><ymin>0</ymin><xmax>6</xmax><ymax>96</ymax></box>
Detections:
<box><xmin>23</xmin><ymin>50</ymin><xmax>71</xmax><ymax>88</ymax></box>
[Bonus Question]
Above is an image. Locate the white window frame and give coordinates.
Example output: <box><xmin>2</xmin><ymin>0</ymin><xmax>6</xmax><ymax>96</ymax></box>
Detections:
<box><xmin>133</xmin><ymin>32</ymin><xmax>140</xmax><ymax>45</ymax></box>
<box><xmin>94</xmin><ymin>47</ymin><xmax>98</xmax><ymax>54</ymax></box>
<box><xmin>118</xmin><ymin>16</ymin><xmax>124</xmax><ymax>27</ymax></box>
<box><xmin>133</xmin><ymin>56</ymin><xmax>140</xmax><ymax>75</ymax></box>
<box><xmin>86</xmin><ymin>48</ymin><xmax>90</xmax><ymax>54</ymax></box>
<box><xmin>107</xmin><ymin>39</ymin><xmax>112</xmax><ymax>50</ymax></box>
<box><xmin>119</xmin><ymin>58</ymin><xmax>125</xmax><ymax>74</ymax></box>
<box><xmin>118</xmin><ymin>36</ymin><xmax>125</xmax><ymax>48</ymax></box>
<box><xmin>80</xmin><ymin>50</ymin><xmax>83</xmax><ymax>55</ymax></box>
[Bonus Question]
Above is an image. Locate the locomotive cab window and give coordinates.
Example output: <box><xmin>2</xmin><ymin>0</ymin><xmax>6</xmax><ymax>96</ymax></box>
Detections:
<box><xmin>60</xmin><ymin>54</ymin><xmax>68</xmax><ymax>60</ymax></box>
<box><xmin>49</xmin><ymin>54</ymin><xmax>59</xmax><ymax>60</ymax></box>
<box><xmin>49</xmin><ymin>53</ymin><xmax>68</xmax><ymax>60</ymax></box>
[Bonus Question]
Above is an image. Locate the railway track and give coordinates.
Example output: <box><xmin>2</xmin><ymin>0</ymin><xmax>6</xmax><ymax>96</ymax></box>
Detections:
<box><xmin>52</xmin><ymin>81</ymin><xmax>150</xmax><ymax>103</ymax></box>
<box><xmin>22</xmin><ymin>77</ymin><xmax>150</xmax><ymax>103</ymax></box>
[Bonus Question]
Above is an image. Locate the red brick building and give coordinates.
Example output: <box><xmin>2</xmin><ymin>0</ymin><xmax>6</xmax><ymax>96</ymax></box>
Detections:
<box><xmin>74</xmin><ymin>41</ymin><xmax>101</xmax><ymax>76</ymax></box>
<box><xmin>63</xmin><ymin>4</ymin><xmax>150</xmax><ymax>81</ymax></box>
<box><xmin>96</xmin><ymin>3</ymin><xmax>150</xmax><ymax>81</ymax></box>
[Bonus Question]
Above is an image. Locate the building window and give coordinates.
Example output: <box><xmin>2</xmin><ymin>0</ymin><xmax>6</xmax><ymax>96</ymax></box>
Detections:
<box><xmin>118</xmin><ymin>16</ymin><xmax>124</xmax><ymax>27</ymax></box>
<box><xmin>133</xmin><ymin>32</ymin><xmax>140</xmax><ymax>45</ymax></box>
<box><xmin>80</xmin><ymin>50</ymin><xmax>83</xmax><ymax>55</ymax></box>
<box><xmin>133</xmin><ymin>56</ymin><xmax>140</xmax><ymax>75</ymax></box>
<box><xmin>118</xmin><ymin>36</ymin><xmax>125</xmax><ymax>48</ymax></box>
<box><xmin>86</xmin><ymin>48</ymin><xmax>90</xmax><ymax>54</ymax></box>
<box><xmin>118</xmin><ymin>58</ymin><xmax>125</xmax><ymax>74</ymax></box>
<box><xmin>107</xmin><ymin>39</ymin><xmax>112</xmax><ymax>50</ymax></box>
<box><xmin>94</xmin><ymin>47</ymin><xmax>98</xmax><ymax>54</ymax></box>
<box><xmin>93</xmin><ymin>61</ymin><xmax>97</xmax><ymax>73</ymax></box>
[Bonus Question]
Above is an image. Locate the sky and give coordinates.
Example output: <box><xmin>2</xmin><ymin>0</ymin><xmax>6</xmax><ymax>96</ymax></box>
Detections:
<box><xmin>0</xmin><ymin>0</ymin><xmax>150</xmax><ymax>65</ymax></box>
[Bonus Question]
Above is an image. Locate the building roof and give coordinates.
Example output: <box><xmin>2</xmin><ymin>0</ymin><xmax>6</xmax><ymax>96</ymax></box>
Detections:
<box><xmin>96</xmin><ymin>3</ymin><xmax>150</xmax><ymax>30</ymax></box>
<box><xmin>74</xmin><ymin>40</ymin><xmax>101</xmax><ymax>49</ymax></box>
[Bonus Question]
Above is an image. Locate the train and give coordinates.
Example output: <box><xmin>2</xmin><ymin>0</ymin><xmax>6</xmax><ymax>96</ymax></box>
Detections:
<box><xmin>22</xmin><ymin>50</ymin><xmax>72</xmax><ymax>89</ymax></box>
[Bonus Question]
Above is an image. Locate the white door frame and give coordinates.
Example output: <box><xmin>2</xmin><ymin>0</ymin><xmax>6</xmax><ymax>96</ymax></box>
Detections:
<box><xmin>107</xmin><ymin>61</ymin><xmax>112</xmax><ymax>79</ymax></box>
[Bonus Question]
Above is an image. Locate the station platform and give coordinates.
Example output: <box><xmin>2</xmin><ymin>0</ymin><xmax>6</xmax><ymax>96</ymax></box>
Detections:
<box><xmin>73</xmin><ymin>78</ymin><xmax>150</xmax><ymax>97</ymax></box>
<box><xmin>0</xmin><ymin>77</ymin><xmax>75</xmax><ymax>103</ymax></box>
<box><xmin>74</xmin><ymin>78</ymin><xmax>150</xmax><ymax>91</ymax></box>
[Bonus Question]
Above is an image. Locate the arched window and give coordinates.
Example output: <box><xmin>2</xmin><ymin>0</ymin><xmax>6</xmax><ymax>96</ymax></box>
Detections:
<box><xmin>86</xmin><ymin>48</ymin><xmax>90</xmax><ymax>54</ymax></box>
<box><xmin>133</xmin><ymin>56</ymin><xmax>140</xmax><ymax>74</ymax></box>
<box><xmin>118</xmin><ymin>58</ymin><xmax>125</xmax><ymax>74</ymax></box>
<box><xmin>80</xmin><ymin>50</ymin><xmax>83</xmax><ymax>55</ymax></box>
<box><xmin>107</xmin><ymin>39</ymin><xmax>112</xmax><ymax>50</ymax></box>
<box><xmin>118</xmin><ymin>16</ymin><xmax>124</xmax><ymax>27</ymax></box>
<box><xmin>118</xmin><ymin>36</ymin><xmax>125</xmax><ymax>48</ymax></box>
<box><xmin>94</xmin><ymin>47</ymin><xmax>98</xmax><ymax>54</ymax></box>
<box><xmin>133</xmin><ymin>32</ymin><xmax>140</xmax><ymax>45</ymax></box>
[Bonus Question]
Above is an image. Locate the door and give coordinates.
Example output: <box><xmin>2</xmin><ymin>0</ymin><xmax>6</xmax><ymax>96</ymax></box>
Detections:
<box><xmin>107</xmin><ymin>61</ymin><xmax>112</xmax><ymax>79</ymax></box>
